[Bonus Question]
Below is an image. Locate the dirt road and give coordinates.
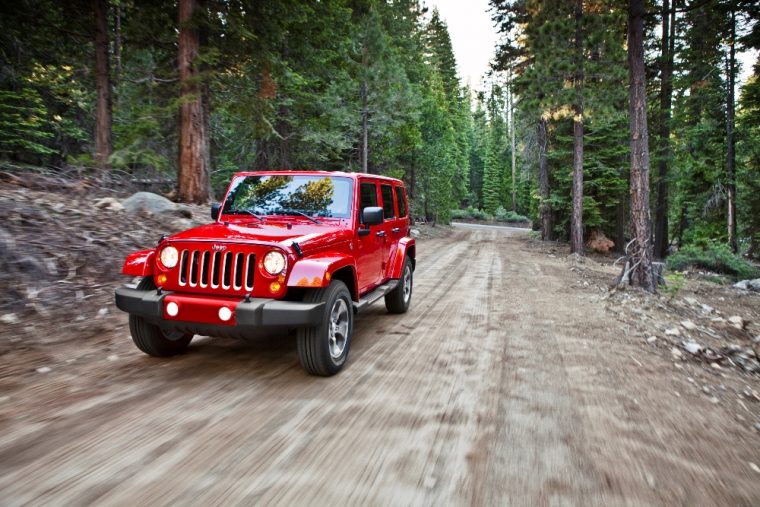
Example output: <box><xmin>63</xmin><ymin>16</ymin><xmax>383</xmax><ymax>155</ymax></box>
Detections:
<box><xmin>1</xmin><ymin>224</ymin><xmax>759</xmax><ymax>505</ymax></box>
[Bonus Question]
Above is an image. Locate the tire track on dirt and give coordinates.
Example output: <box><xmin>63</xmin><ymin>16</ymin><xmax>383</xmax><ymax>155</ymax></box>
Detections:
<box><xmin>4</xmin><ymin>225</ymin><xmax>759</xmax><ymax>506</ymax></box>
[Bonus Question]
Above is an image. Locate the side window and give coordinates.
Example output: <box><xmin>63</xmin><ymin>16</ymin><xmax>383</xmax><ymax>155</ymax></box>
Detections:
<box><xmin>395</xmin><ymin>186</ymin><xmax>407</xmax><ymax>217</ymax></box>
<box><xmin>380</xmin><ymin>184</ymin><xmax>395</xmax><ymax>220</ymax></box>
<box><xmin>359</xmin><ymin>182</ymin><xmax>377</xmax><ymax>222</ymax></box>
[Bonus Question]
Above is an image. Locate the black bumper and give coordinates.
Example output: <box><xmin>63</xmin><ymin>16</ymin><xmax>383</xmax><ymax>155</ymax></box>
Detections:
<box><xmin>115</xmin><ymin>287</ymin><xmax>325</xmax><ymax>337</ymax></box>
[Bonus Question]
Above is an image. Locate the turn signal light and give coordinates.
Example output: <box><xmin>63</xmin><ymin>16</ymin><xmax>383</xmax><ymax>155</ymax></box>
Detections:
<box><xmin>270</xmin><ymin>281</ymin><xmax>281</xmax><ymax>293</ymax></box>
<box><xmin>157</xmin><ymin>274</ymin><xmax>167</xmax><ymax>285</ymax></box>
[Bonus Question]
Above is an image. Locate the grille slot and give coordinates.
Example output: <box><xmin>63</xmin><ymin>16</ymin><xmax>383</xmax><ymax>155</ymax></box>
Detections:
<box><xmin>246</xmin><ymin>254</ymin><xmax>255</xmax><ymax>289</ymax></box>
<box><xmin>200</xmin><ymin>251</ymin><xmax>210</xmax><ymax>287</ymax></box>
<box><xmin>177</xmin><ymin>246</ymin><xmax>254</xmax><ymax>292</ymax></box>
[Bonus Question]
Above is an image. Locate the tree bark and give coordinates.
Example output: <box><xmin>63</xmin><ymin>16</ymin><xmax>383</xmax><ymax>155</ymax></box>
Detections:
<box><xmin>114</xmin><ymin>1</ymin><xmax>122</xmax><ymax>84</ymax></box>
<box><xmin>93</xmin><ymin>0</ymin><xmax>112</xmax><ymax>169</ymax></box>
<box><xmin>654</xmin><ymin>0</ymin><xmax>675</xmax><ymax>259</ymax></box>
<box><xmin>626</xmin><ymin>0</ymin><xmax>655</xmax><ymax>292</ymax></box>
<box><xmin>360</xmin><ymin>41</ymin><xmax>369</xmax><ymax>174</ymax></box>
<box><xmin>177</xmin><ymin>0</ymin><xmax>210</xmax><ymax>203</ymax></box>
<box><xmin>537</xmin><ymin>118</ymin><xmax>552</xmax><ymax>241</ymax></box>
<box><xmin>570</xmin><ymin>0</ymin><xmax>584</xmax><ymax>255</ymax></box>
<box><xmin>726</xmin><ymin>8</ymin><xmax>737</xmax><ymax>253</ymax></box>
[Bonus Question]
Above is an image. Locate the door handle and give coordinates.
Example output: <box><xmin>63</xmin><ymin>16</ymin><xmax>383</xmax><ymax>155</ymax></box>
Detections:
<box><xmin>391</xmin><ymin>227</ymin><xmax>400</xmax><ymax>233</ymax></box>
<box><xmin>376</xmin><ymin>231</ymin><xmax>386</xmax><ymax>237</ymax></box>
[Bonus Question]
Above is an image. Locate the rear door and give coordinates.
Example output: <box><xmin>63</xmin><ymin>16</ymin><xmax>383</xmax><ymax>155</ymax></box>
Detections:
<box><xmin>379</xmin><ymin>183</ymin><xmax>400</xmax><ymax>279</ymax></box>
<box><xmin>394</xmin><ymin>184</ymin><xmax>409</xmax><ymax>237</ymax></box>
<box><xmin>355</xmin><ymin>180</ymin><xmax>384</xmax><ymax>292</ymax></box>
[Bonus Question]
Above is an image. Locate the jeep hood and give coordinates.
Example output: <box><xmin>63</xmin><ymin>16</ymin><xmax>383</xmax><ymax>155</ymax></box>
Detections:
<box><xmin>167</xmin><ymin>221</ymin><xmax>351</xmax><ymax>251</ymax></box>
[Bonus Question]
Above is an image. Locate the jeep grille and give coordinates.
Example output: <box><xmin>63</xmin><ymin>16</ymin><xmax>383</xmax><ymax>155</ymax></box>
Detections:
<box><xmin>178</xmin><ymin>248</ymin><xmax>255</xmax><ymax>292</ymax></box>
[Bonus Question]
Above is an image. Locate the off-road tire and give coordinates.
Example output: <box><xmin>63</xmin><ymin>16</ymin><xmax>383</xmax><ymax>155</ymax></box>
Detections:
<box><xmin>128</xmin><ymin>276</ymin><xmax>193</xmax><ymax>357</ymax></box>
<box><xmin>297</xmin><ymin>281</ymin><xmax>353</xmax><ymax>376</ymax></box>
<box><xmin>385</xmin><ymin>257</ymin><xmax>413</xmax><ymax>314</ymax></box>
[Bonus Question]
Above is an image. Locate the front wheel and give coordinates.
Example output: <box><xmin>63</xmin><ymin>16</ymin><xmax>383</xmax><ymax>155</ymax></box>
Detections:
<box><xmin>128</xmin><ymin>277</ymin><xmax>193</xmax><ymax>357</ymax></box>
<box><xmin>385</xmin><ymin>257</ymin><xmax>413</xmax><ymax>314</ymax></box>
<box><xmin>297</xmin><ymin>281</ymin><xmax>353</xmax><ymax>376</ymax></box>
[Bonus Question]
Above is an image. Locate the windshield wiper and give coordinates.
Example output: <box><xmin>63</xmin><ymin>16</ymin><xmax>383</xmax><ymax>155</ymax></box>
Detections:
<box><xmin>275</xmin><ymin>208</ymin><xmax>321</xmax><ymax>224</ymax></box>
<box><xmin>228</xmin><ymin>209</ymin><xmax>264</xmax><ymax>222</ymax></box>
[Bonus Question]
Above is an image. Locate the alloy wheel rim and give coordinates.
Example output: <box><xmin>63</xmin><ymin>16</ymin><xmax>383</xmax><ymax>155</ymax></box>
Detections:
<box><xmin>328</xmin><ymin>298</ymin><xmax>349</xmax><ymax>359</ymax></box>
<box><xmin>403</xmin><ymin>265</ymin><xmax>412</xmax><ymax>303</ymax></box>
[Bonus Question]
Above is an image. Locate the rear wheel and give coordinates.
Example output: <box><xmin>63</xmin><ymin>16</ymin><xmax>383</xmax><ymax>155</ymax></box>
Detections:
<box><xmin>297</xmin><ymin>281</ymin><xmax>353</xmax><ymax>376</ymax></box>
<box><xmin>128</xmin><ymin>277</ymin><xmax>193</xmax><ymax>357</ymax></box>
<box><xmin>385</xmin><ymin>257</ymin><xmax>413</xmax><ymax>314</ymax></box>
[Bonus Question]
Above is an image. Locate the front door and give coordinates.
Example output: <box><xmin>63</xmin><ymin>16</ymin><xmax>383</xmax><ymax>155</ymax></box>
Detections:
<box><xmin>355</xmin><ymin>181</ymin><xmax>384</xmax><ymax>293</ymax></box>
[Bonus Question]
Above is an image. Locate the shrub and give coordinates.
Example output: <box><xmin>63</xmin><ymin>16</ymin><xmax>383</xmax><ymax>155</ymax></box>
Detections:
<box><xmin>494</xmin><ymin>206</ymin><xmax>530</xmax><ymax>223</ymax></box>
<box><xmin>451</xmin><ymin>206</ymin><xmax>532</xmax><ymax>223</ymax></box>
<box><xmin>494</xmin><ymin>206</ymin><xmax>509</xmax><ymax>221</ymax></box>
<box><xmin>667</xmin><ymin>243</ymin><xmax>760</xmax><ymax>280</ymax></box>
<box><xmin>468</xmin><ymin>207</ymin><xmax>493</xmax><ymax>221</ymax></box>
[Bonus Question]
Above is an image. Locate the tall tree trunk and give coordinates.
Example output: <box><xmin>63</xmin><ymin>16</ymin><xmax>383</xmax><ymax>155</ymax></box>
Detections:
<box><xmin>537</xmin><ymin>118</ymin><xmax>552</xmax><ymax>241</ymax></box>
<box><xmin>177</xmin><ymin>0</ymin><xmax>210</xmax><ymax>203</ymax></box>
<box><xmin>654</xmin><ymin>0</ymin><xmax>675</xmax><ymax>259</ymax></box>
<box><xmin>626</xmin><ymin>0</ymin><xmax>655</xmax><ymax>292</ymax></box>
<box><xmin>114</xmin><ymin>1</ymin><xmax>122</xmax><ymax>84</ymax></box>
<box><xmin>726</xmin><ymin>8</ymin><xmax>737</xmax><ymax>253</ymax></box>
<box><xmin>361</xmin><ymin>78</ymin><xmax>368</xmax><ymax>174</ymax></box>
<box><xmin>360</xmin><ymin>43</ymin><xmax>369</xmax><ymax>174</ymax></box>
<box><xmin>93</xmin><ymin>0</ymin><xmax>112</xmax><ymax>169</ymax></box>
<box><xmin>570</xmin><ymin>0</ymin><xmax>584</xmax><ymax>254</ymax></box>
<box><xmin>509</xmin><ymin>70</ymin><xmax>517</xmax><ymax>212</ymax></box>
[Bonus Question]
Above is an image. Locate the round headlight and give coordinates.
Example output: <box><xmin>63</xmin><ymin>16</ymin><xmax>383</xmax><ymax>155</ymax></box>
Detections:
<box><xmin>263</xmin><ymin>250</ymin><xmax>286</xmax><ymax>275</ymax></box>
<box><xmin>159</xmin><ymin>246</ymin><xmax>179</xmax><ymax>269</ymax></box>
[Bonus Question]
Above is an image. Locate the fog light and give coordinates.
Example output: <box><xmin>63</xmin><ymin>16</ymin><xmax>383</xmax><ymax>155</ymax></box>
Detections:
<box><xmin>218</xmin><ymin>306</ymin><xmax>232</xmax><ymax>321</ymax></box>
<box><xmin>166</xmin><ymin>301</ymin><xmax>179</xmax><ymax>317</ymax></box>
<box><xmin>157</xmin><ymin>274</ymin><xmax>167</xmax><ymax>285</ymax></box>
<box><xmin>269</xmin><ymin>281</ymin><xmax>281</xmax><ymax>293</ymax></box>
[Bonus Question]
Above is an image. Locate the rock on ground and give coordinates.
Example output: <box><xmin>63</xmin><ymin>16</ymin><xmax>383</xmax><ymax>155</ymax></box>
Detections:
<box><xmin>734</xmin><ymin>279</ymin><xmax>760</xmax><ymax>292</ymax></box>
<box><xmin>122</xmin><ymin>192</ymin><xmax>191</xmax><ymax>218</ymax></box>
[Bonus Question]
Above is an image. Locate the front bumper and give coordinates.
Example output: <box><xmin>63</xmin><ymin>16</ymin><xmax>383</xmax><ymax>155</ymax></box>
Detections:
<box><xmin>115</xmin><ymin>287</ymin><xmax>324</xmax><ymax>337</ymax></box>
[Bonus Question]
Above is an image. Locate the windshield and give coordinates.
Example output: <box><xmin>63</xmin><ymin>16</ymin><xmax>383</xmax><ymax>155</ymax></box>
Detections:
<box><xmin>222</xmin><ymin>175</ymin><xmax>353</xmax><ymax>219</ymax></box>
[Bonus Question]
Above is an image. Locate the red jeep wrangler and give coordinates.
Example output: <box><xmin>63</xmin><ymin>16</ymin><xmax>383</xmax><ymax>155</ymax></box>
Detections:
<box><xmin>115</xmin><ymin>171</ymin><xmax>415</xmax><ymax>376</ymax></box>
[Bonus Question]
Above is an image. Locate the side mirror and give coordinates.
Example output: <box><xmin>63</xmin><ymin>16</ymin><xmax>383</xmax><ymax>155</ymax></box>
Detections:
<box><xmin>211</xmin><ymin>202</ymin><xmax>221</xmax><ymax>220</ymax></box>
<box><xmin>362</xmin><ymin>206</ymin><xmax>383</xmax><ymax>226</ymax></box>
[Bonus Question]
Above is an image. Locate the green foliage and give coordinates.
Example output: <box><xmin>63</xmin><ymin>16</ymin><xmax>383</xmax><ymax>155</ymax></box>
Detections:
<box><xmin>667</xmin><ymin>243</ymin><xmax>759</xmax><ymax>280</ymax></box>
<box><xmin>451</xmin><ymin>206</ymin><xmax>493</xmax><ymax>221</ymax></box>
<box><xmin>494</xmin><ymin>206</ymin><xmax>530</xmax><ymax>223</ymax></box>
<box><xmin>491</xmin><ymin>0</ymin><xmax>629</xmax><ymax>245</ymax></box>
<box><xmin>0</xmin><ymin>89</ymin><xmax>55</xmax><ymax>158</ymax></box>
<box><xmin>450</xmin><ymin>205</ymin><xmax>528</xmax><ymax>223</ymax></box>
<box><xmin>660</xmin><ymin>272</ymin><xmax>687</xmax><ymax>298</ymax></box>
<box><xmin>482</xmin><ymin>88</ymin><xmax>509</xmax><ymax>214</ymax></box>
<box><xmin>2</xmin><ymin>0</ymin><xmax>757</xmax><ymax>267</ymax></box>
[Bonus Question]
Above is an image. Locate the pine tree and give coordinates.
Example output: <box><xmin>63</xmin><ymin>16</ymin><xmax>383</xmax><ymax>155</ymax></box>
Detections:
<box><xmin>177</xmin><ymin>0</ymin><xmax>210</xmax><ymax>203</ymax></box>
<box><xmin>483</xmin><ymin>88</ymin><xmax>507</xmax><ymax>214</ymax></box>
<box><xmin>93</xmin><ymin>0</ymin><xmax>112</xmax><ymax>169</ymax></box>
<box><xmin>626</xmin><ymin>0</ymin><xmax>655</xmax><ymax>292</ymax></box>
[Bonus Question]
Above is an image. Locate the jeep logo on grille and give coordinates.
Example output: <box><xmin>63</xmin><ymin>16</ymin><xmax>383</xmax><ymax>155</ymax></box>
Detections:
<box><xmin>212</xmin><ymin>244</ymin><xmax>227</xmax><ymax>252</ymax></box>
